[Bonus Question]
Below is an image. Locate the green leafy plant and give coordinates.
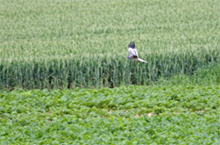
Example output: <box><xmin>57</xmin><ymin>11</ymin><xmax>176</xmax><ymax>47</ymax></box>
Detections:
<box><xmin>1</xmin><ymin>84</ymin><xmax>220</xmax><ymax>144</ymax></box>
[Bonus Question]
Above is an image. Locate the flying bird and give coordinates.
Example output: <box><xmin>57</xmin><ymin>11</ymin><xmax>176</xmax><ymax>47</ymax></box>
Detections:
<box><xmin>127</xmin><ymin>42</ymin><xmax>148</xmax><ymax>63</ymax></box>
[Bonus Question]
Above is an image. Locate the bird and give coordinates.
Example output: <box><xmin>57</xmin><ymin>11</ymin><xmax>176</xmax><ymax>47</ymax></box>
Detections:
<box><xmin>127</xmin><ymin>41</ymin><xmax>148</xmax><ymax>63</ymax></box>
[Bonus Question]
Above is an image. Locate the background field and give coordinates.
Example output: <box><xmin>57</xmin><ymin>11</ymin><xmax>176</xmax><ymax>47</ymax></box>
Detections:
<box><xmin>1</xmin><ymin>0</ymin><xmax>220</xmax><ymax>90</ymax></box>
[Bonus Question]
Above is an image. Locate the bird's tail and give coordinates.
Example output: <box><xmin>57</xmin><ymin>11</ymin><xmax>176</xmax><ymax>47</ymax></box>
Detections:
<box><xmin>138</xmin><ymin>58</ymin><xmax>148</xmax><ymax>63</ymax></box>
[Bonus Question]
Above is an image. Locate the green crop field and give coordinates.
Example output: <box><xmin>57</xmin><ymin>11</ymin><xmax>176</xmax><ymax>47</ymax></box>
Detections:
<box><xmin>1</xmin><ymin>0</ymin><xmax>220</xmax><ymax>144</ymax></box>
<box><xmin>0</xmin><ymin>62</ymin><xmax>220</xmax><ymax>144</ymax></box>
<box><xmin>1</xmin><ymin>0</ymin><xmax>220</xmax><ymax>90</ymax></box>
<box><xmin>1</xmin><ymin>82</ymin><xmax>220</xmax><ymax>144</ymax></box>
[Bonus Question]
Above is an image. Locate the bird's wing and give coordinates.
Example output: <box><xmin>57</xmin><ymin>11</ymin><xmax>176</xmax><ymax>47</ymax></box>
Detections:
<box><xmin>128</xmin><ymin>47</ymin><xmax>138</xmax><ymax>57</ymax></box>
<box><xmin>128</xmin><ymin>47</ymin><xmax>134</xmax><ymax>56</ymax></box>
<box><xmin>133</xmin><ymin>48</ymin><xmax>139</xmax><ymax>57</ymax></box>
<box><xmin>138</xmin><ymin>58</ymin><xmax>148</xmax><ymax>63</ymax></box>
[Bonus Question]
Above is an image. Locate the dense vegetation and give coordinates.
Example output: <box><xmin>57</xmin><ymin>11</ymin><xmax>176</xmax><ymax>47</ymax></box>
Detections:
<box><xmin>1</xmin><ymin>0</ymin><xmax>220</xmax><ymax>143</ymax></box>
<box><xmin>0</xmin><ymin>64</ymin><xmax>220</xmax><ymax>144</ymax></box>
<box><xmin>1</xmin><ymin>85</ymin><xmax>220</xmax><ymax>144</ymax></box>
<box><xmin>1</xmin><ymin>0</ymin><xmax>220</xmax><ymax>90</ymax></box>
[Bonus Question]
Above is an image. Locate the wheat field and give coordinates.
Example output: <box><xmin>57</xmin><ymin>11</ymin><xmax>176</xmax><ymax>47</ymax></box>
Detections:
<box><xmin>0</xmin><ymin>0</ymin><xmax>220</xmax><ymax>90</ymax></box>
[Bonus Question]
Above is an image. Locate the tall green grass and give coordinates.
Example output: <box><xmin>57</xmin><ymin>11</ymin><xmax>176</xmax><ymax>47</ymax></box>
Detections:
<box><xmin>1</xmin><ymin>0</ymin><xmax>220</xmax><ymax>90</ymax></box>
<box><xmin>157</xmin><ymin>63</ymin><xmax>220</xmax><ymax>86</ymax></box>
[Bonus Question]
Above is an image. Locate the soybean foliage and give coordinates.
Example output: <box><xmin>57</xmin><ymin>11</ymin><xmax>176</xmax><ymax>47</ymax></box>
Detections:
<box><xmin>1</xmin><ymin>84</ymin><xmax>220</xmax><ymax>144</ymax></box>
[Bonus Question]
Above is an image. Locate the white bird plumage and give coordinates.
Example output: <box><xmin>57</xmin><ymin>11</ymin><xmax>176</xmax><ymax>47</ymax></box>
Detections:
<box><xmin>128</xmin><ymin>47</ymin><xmax>138</xmax><ymax>58</ymax></box>
<box><xmin>127</xmin><ymin>42</ymin><xmax>147</xmax><ymax>63</ymax></box>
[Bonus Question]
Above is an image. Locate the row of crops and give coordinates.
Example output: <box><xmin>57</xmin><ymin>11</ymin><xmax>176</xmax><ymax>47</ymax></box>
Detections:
<box><xmin>1</xmin><ymin>0</ymin><xmax>220</xmax><ymax>90</ymax></box>
<box><xmin>1</xmin><ymin>84</ymin><xmax>220</xmax><ymax>144</ymax></box>
<box><xmin>0</xmin><ymin>48</ymin><xmax>219</xmax><ymax>90</ymax></box>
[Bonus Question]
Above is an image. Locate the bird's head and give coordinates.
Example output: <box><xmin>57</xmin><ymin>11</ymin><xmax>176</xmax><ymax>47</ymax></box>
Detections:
<box><xmin>128</xmin><ymin>41</ymin><xmax>135</xmax><ymax>49</ymax></box>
